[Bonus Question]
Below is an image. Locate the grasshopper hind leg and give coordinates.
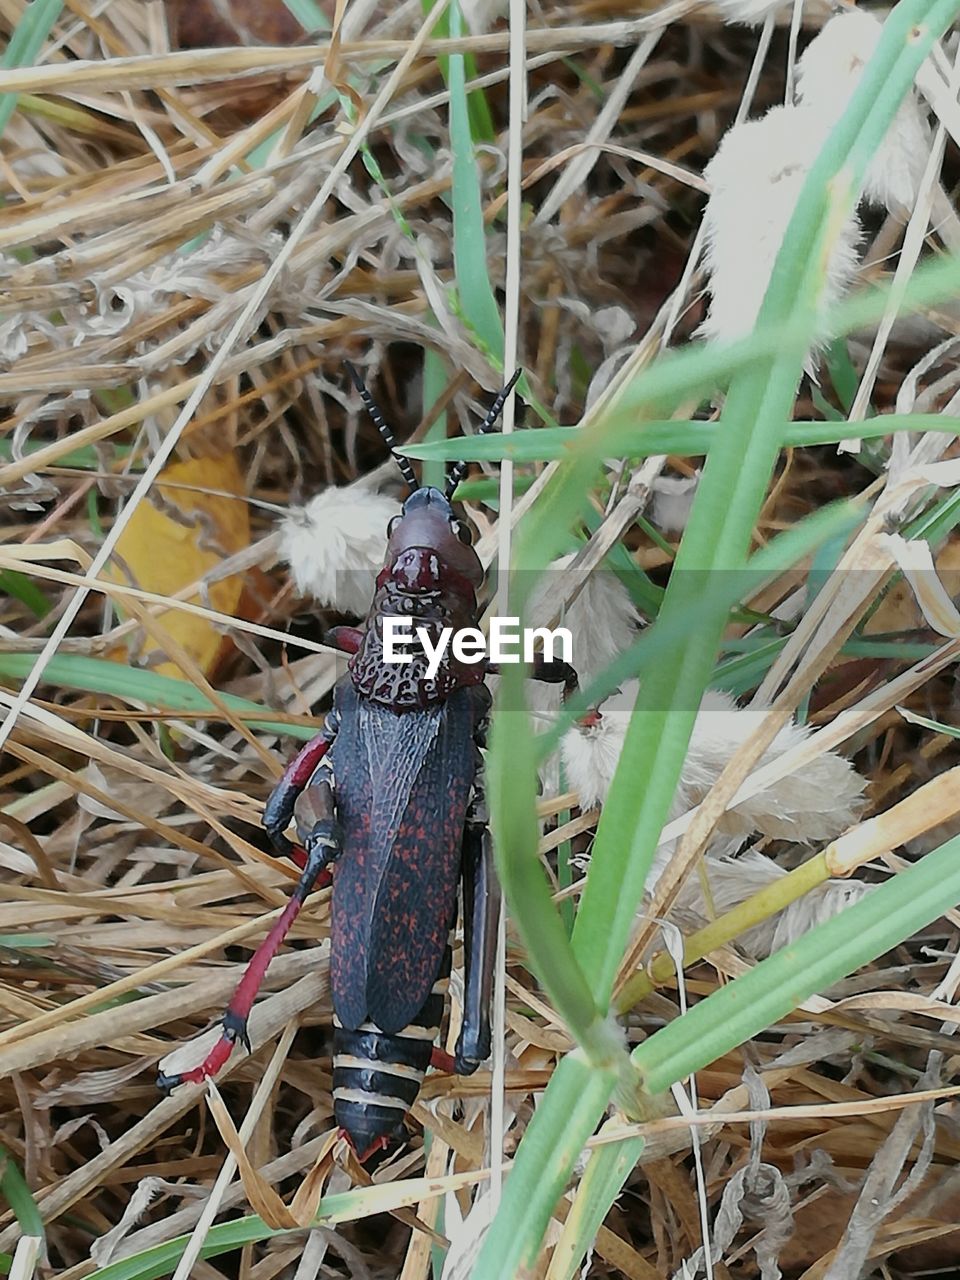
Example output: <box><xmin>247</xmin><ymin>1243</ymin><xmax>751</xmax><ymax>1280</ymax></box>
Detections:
<box><xmin>455</xmin><ymin>753</ymin><xmax>498</xmax><ymax>1075</ymax></box>
<box><xmin>158</xmin><ymin>772</ymin><xmax>340</xmax><ymax>1091</ymax></box>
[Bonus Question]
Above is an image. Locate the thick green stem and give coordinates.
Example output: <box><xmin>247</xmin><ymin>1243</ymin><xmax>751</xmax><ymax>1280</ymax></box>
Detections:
<box><xmin>633</xmin><ymin>832</ymin><xmax>960</xmax><ymax>1093</ymax></box>
<box><xmin>472</xmin><ymin>1054</ymin><xmax>619</xmax><ymax>1280</ymax></box>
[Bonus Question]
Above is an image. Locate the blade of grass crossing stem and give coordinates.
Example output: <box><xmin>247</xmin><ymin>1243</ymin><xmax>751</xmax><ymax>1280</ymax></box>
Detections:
<box><xmin>0</xmin><ymin>1146</ymin><xmax>44</xmax><ymax>1246</ymax></box>
<box><xmin>488</xmin><ymin>676</ymin><xmax>616</xmax><ymax>1054</ymax></box>
<box><xmin>536</xmin><ymin>827</ymin><xmax>960</xmax><ymax>1280</ymax></box>
<box><xmin>447</xmin><ymin>0</ymin><xmax>503</xmax><ymax>360</ymax></box>
<box><xmin>402</xmin><ymin>413</ymin><xmax>960</xmax><ymax>464</ymax></box>
<box><xmin>477</xmin><ymin>828</ymin><xmax>960</xmax><ymax>1280</ymax></box>
<box><xmin>474</xmin><ymin>1054</ymin><xmax>619</xmax><ymax>1280</ymax></box>
<box><xmin>544</xmin><ymin>1126</ymin><xmax>646</xmax><ymax>1280</ymax></box>
<box><xmin>477</xmin><ymin>7</ymin><xmax>960</xmax><ymax>1272</ymax></box>
<box><xmin>572</xmin><ymin>0</ymin><xmax>960</xmax><ymax>1006</ymax></box>
<box><xmin>0</xmin><ymin>0</ymin><xmax>64</xmax><ymax>137</ymax></box>
<box><xmin>633</xmin><ymin>829</ymin><xmax>960</xmax><ymax>1092</ymax></box>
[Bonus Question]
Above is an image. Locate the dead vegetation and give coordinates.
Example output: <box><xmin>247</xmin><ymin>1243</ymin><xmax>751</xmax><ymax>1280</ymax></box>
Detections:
<box><xmin>3</xmin><ymin>1</ymin><xmax>960</xmax><ymax>1277</ymax></box>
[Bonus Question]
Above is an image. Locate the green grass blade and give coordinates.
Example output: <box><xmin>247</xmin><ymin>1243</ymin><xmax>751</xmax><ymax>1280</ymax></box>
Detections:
<box><xmin>0</xmin><ymin>439</ymin><xmax>132</xmax><ymax>469</ymax></box>
<box><xmin>633</xmin><ymin>829</ymin><xmax>960</xmax><ymax>1092</ymax></box>
<box><xmin>823</xmin><ymin>337</ymin><xmax>860</xmax><ymax>414</ymax></box>
<box><xmin>422</xmin><ymin>0</ymin><xmax>495</xmax><ymax>143</ymax></box>
<box><xmin>279</xmin><ymin>0</ymin><xmax>331</xmax><ymax>31</ymax></box>
<box><xmin>402</xmin><ymin>413</ymin><xmax>960</xmax><ymax>465</ymax></box>
<box><xmin>895</xmin><ymin>707</ymin><xmax>960</xmax><ymax>739</ymax></box>
<box><xmin>489</xmin><ymin>686</ymin><xmax>615</xmax><ymax>1054</ymax></box>
<box><xmin>0</xmin><ymin>653</ymin><xmax>316</xmax><ymax>740</ymax></box>
<box><xmin>421</xmin><ymin>347</ymin><xmax>449</xmax><ymax>490</ymax></box>
<box><xmin>546</xmin><ymin>1130</ymin><xmax>646</xmax><ymax>1280</ymax></box>
<box><xmin>0</xmin><ymin>1144</ymin><xmax>44</xmax><ymax>1245</ymax></box>
<box><xmin>0</xmin><ymin>0</ymin><xmax>64</xmax><ymax>137</ymax></box>
<box><xmin>473</xmin><ymin>1054</ymin><xmax>619</xmax><ymax>1280</ymax></box>
<box><xmin>85</xmin><ymin>1216</ymin><xmax>281</xmax><ymax>1280</ymax></box>
<box><xmin>448</xmin><ymin>0</ymin><xmax>503</xmax><ymax>360</ymax></box>
<box><xmin>0</xmin><ymin>569</ymin><xmax>50</xmax><ymax>619</ymax></box>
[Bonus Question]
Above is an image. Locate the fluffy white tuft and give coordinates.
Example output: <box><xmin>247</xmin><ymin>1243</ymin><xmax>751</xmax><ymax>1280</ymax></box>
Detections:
<box><xmin>671</xmin><ymin>687</ymin><xmax>864</xmax><ymax>843</ymax></box>
<box><xmin>697</xmin><ymin>104</ymin><xmax>862</xmax><ymax>358</ymax></box>
<box><xmin>279</xmin><ymin>487</ymin><xmax>400</xmax><ymax>616</ymax></box>
<box><xmin>796</xmin><ymin>10</ymin><xmax>932</xmax><ymax>214</ymax></box>
<box><xmin>561</xmin><ymin>684</ymin><xmax>864</xmax><ymax>883</ymax></box>
<box><xmin>675</xmin><ymin>848</ymin><xmax>869</xmax><ymax>958</ymax></box>
<box><xmin>712</xmin><ymin>0</ymin><xmax>797</xmax><ymax>25</ymax></box>
<box><xmin>528</xmin><ymin>555</ymin><xmax>640</xmax><ymax>686</ymax></box>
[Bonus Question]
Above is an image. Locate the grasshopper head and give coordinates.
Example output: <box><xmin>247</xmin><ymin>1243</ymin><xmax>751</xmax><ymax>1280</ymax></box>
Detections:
<box><xmin>384</xmin><ymin>486</ymin><xmax>483</xmax><ymax>594</ymax></box>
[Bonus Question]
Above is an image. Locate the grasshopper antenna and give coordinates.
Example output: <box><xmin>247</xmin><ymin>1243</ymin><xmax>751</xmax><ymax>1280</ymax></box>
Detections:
<box><xmin>345</xmin><ymin>361</ymin><xmax>419</xmax><ymax>494</ymax></box>
<box><xmin>446</xmin><ymin>369</ymin><xmax>522</xmax><ymax>500</ymax></box>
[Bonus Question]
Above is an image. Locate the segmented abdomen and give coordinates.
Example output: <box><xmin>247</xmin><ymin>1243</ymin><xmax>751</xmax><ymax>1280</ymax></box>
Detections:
<box><xmin>333</xmin><ymin>948</ymin><xmax>450</xmax><ymax>1155</ymax></box>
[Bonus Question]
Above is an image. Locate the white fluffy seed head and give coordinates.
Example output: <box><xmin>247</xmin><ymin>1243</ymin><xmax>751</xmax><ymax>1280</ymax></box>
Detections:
<box><xmin>698</xmin><ymin>104</ymin><xmax>862</xmax><ymax>360</ymax></box>
<box><xmin>711</xmin><ymin>0</ymin><xmax>796</xmax><ymax>25</ymax></box>
<box><xmin>796</xmin><ymin>10</ymin><xmax>932</xmax><ymax>213</ymax></box>
<box><xmin>561</xmin><ymin>684</ymin><xmax>865</xmax><ymax>883</ymax></box>
<box><xmin>671</xmin><ymin>687</ymin><xmax>864</xmax><ymax>843</ymax></box>
<box><xmin>279</xmin><ymin>487</ymin><xmax>401</xmax><ymax>616</ymax></box>
<box><xmin>674</xmin><ymin>848</ymin><xmax>869</xmax><ymax>958</ymax></box>
<box><xmin>560</xmin><ymin>683</ymin><xmax>635</xmax><ymax>812</ymax></box>
<box><xmin>528</xmin><ymin>555</ymin><xmax>639</xmax><ymax>686</ymax></box>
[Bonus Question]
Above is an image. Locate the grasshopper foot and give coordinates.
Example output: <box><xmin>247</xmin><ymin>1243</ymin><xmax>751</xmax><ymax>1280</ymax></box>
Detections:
<box><xmin>223</xmin><ymin>1010</ymin><xmax>252</xmax><ymax>1055</ymax></box>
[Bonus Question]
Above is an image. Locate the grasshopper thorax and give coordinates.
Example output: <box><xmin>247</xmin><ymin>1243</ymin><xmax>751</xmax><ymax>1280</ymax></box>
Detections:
<box><xmin>350</xmin><ymin>487</ymin><xmax>487</xmax><ymax>710</ymax></box>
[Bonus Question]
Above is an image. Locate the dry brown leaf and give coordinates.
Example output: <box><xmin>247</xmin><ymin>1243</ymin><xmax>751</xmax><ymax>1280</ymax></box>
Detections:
<box><xmin>289</xmin><ymin>1129</ymin><xmax>340</xmax><ymax>1222</ymax></box>
<box><xmin>206</xmin><ymin>1080</ymin><xmax>301</xmax><ymax>1229</ymax></box>
<box><xmin>111</xmin><ymin>453</ymin><xmax>251</xmax><ymax>679</ymax></box>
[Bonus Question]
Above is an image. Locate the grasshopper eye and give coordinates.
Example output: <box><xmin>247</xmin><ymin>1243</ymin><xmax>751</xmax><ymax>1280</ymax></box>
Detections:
<box><xmin>452</xmin><ymin>520</ymin><xmax>472</xmax><ymax>545</ymax></box>
<box><xmin>387</xmin><ymin>515</ymin><xmax>402</xmax><ymax>536</ymax></box>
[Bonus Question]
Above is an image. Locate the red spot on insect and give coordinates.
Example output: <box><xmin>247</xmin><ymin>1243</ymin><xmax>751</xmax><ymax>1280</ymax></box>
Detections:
<box><xmin>430</xmin><ymin>1048</ymin><xmax>456</xmax><ymax>1073</ymax></box>
<box><xmin>341</xmin><ymin>1128</ymin><xmax>392</xmax><ymax>1164</ymax></box>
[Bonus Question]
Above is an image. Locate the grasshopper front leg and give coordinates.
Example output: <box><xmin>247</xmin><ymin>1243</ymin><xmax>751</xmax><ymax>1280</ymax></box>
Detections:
<box><xmin>263</xmin><ymin>708</ymin><xmax>340</xmax><ymax>866</ymax></box>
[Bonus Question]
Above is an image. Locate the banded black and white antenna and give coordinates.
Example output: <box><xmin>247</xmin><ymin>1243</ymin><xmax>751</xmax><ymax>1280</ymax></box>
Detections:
<box><xmin>345</xmin><ymin>361</ymin><xmax>419</xmax><ymax>494</ymax></box>
<box><xmin>445</xmin><ymin>368</ymin><xmax>522</xmax><ymax>500</ymax></box>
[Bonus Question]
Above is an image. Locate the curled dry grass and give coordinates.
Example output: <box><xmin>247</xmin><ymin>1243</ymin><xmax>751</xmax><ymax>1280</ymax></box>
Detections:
<box><xmin>3</xmin><ymin>1</ymin><xmax>960</xmax><ymax>1277</ymax></box>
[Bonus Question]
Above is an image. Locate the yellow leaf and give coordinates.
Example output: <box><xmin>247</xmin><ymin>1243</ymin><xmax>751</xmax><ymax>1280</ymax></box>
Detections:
<box><xmin>112</xmin><ymin>453</ymin><xmax>250</xmax><ymax>679</ymax></box>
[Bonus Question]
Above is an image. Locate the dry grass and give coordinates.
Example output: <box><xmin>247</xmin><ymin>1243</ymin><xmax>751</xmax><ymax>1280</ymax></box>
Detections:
<box><xmin>3</xmin><ymin>1</ymin><xmax>960</xmax><ymax>1277</ymax></box>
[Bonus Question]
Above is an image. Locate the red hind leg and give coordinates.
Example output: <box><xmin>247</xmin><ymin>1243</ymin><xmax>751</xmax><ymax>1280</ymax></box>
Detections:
<box><xmin>158</xmin><ymin>797</ymin><xmax>339</xmax><ymax>1090</ymax></box>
